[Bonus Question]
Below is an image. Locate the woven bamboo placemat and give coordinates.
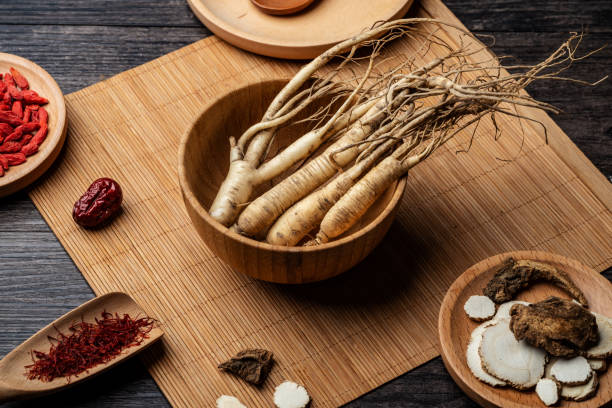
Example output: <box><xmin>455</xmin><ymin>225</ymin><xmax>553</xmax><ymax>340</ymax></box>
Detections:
<box><xmin>29</xmin><ymin>0</ymin><xmax>611</xmax><ymax>406</ymax></box>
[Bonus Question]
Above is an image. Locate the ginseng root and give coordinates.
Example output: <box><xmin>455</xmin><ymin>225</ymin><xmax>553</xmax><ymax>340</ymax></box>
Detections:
<box><xmin>266</xmin><ymin>138</ymin><xmax>397</xmax><ymax>246</ymax></box>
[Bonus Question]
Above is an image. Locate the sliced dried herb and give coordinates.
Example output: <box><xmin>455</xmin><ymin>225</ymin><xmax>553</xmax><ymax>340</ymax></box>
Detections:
<box><xmin>218</xmin><ymin>348</ymin><xmax>274</xmax><ymax>385</ymax></box>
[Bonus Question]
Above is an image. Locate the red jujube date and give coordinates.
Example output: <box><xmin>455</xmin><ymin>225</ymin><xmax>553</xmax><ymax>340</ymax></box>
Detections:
<box><xmin>73</xmin><ymin>178</ymin><xmax>123</xmax><ymax>228</ymax></box>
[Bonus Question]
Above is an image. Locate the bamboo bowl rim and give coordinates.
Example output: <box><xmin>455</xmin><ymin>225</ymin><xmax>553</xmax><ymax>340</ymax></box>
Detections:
<box><xmin>178</xmin><ymin>78</ymin><xmax>407</xmax><ymax>254</ymax></box>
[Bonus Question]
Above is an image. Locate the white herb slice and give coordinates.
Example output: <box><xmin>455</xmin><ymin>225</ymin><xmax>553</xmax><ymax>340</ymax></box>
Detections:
<box><xmin>466</xmin><ymin>320</ymin><xmax>506</xmax><ymax>386</ymax></box>
<box><xmin>584</xmin><ymin>312</ymin><xmax>612</xmax><ymax>358</ymax></box>
<box><xmin>550</xmin><ymin>356</ymin><xmax>592</xmax><ymax>385</ymax></box>
<box><xmin>535</xmin><ymin>378</ymin><xmax>559</xmax><ymax>406</ymax></box>
<box><xmin>274</xmin><ymin>381</ymin><xmax>310</xmax><ymax>408</ymax></box>
<box><xmin>560</xmin><ymin>372</ymin><xmax>599</xmax><ymax>401</ymax></box>
<box><xmin>479</xmin><ymin>318</ymin><xmax>546</xmax><ymax>390</ymax></box>
<box><xmin>216</xmin><ymin>395</ymin><xmax>247</xmax><ymax>408</ymax></box>
<box><xmin>464</xmin><ymin>295</ymin><xmax>496</xmax><ymax>321</ymax></box>
<box><xmin>493</xmin><ymin>300</ymin><xmax>530</xmax><ymax>321</ymax></box>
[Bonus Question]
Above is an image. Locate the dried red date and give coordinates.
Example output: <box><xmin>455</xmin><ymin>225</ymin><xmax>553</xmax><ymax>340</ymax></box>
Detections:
<box><xmin>72</xmin><ymin>178</ymin><xmax>123</xmax><ymax>228</ymax></box>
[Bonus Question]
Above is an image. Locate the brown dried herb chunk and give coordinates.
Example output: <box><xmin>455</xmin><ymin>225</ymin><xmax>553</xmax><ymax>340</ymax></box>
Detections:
<box><xmin>509</xmin><ymin>297</ymin><xmax>599</xmax><ymax>357</ymax></box>
<box><xmin>218</xmin><ymin>348</ymin><xmax>274</xmax><ymax>385</ymax></box>
<box><xmin>483</xmin><ymin>258</ymin><xmax>588</xmax><ymax>306</ymax></box>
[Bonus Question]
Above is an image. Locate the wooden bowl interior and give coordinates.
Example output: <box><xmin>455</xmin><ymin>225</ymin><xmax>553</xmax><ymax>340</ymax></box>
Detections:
<box><xmin>182</xmin><ymin>79</ymin><xmax>399</xmax><ymax>245</ymax></box>
<box><xmin>439</xmin><ymin>251</ymin><xmax>612</xmax><ymax>408</ymax></box>
<box><xmin>0</xmin><ymin>53</ymin><xmax>67</xmax><ymax>197</ymax></box>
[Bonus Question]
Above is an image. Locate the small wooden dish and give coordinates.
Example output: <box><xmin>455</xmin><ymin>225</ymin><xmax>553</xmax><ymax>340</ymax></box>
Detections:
<box><xmin>186</xmin><ymin>0</ymin><xmax>414</xmax><ymax>59</ymax></box>
<box><xmin>438</xmin><ymin>251</ymin><xmax>612</xmax><ymax>408</ymax></box>
<box><xmin>0</xmin><ymin>292</ymin><xmax>163</xmax><ymax>402</ymax></box>
<box><xmin>0</xmin><ymin>53</ymin><xmax>67</xmax><ymax>198</ymax></box>
<box><xmin>178</xmin><ymin>79</ymin><xmax>406</xmax><ymax>284</ymax></box>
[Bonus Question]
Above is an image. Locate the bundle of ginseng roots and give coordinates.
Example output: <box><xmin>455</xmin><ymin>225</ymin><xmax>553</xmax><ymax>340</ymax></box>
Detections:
<box><xmin>208</xmin><ymin>19</ymin><xmax>603</xmax><ymax>246</ymax></box>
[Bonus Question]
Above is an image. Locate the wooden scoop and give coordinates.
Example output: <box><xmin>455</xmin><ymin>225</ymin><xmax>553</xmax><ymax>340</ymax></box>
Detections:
<box><xmin>0</xmin><ymin>292</ymin><xmax>163</xmax><ymax>402</ymax></box>
<box><xmin>251</xmin><ymin>0</ymin><xmax>316</xmax><ymax>15</ymax></box>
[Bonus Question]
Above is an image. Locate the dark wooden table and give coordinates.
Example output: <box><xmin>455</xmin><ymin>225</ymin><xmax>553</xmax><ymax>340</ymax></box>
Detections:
<box><xmin>1</xmin><ymin>1</ymin><xmax>610</xmax><ymax>406</ymax></box>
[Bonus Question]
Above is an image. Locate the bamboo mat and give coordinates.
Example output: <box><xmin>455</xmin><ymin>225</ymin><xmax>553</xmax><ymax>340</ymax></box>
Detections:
<box><xmin>29</xmin><ymin>0</ymin><xmax>611</xmax><ymax>406</ymax></box>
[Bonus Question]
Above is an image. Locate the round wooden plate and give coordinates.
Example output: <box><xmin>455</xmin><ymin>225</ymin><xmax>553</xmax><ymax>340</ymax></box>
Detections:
<box><xmin>438</xmin><ymin>251</ymin><xmax>612</xmax><ymax>408</ymax></box>
<box><xmin>186</xmin><ymin>0</ymin><xmax>415</xmax><ymax>59</ymax></box>
<box><xmin>0</xmin><ymin>53</ymin><xmax>67</xmax><ymax>198</ymax></box>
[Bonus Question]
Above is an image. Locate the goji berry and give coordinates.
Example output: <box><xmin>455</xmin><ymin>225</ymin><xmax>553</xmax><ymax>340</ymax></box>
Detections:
<box><xmin>3</xmin><ymin>153</ymin><xmax>26</xmax><ymax>165</ymax></box>
<box><xmin>0</xmin><ymin>103</ymin><xmax>10</xmax><ymax>111</ymax></box>
<box><xmin>12</xmin><ymin>100</ymin><xmax>23</xmax><ymax>119</ymax></box>
<box><xmin>0</xmin><ymin>154</ymin><xmax>7</xmax><ymax>169</ymax></box>
<box><xmin>38</xmin><ymin>107</ymin><xmax>48</xmax><ymax>125</ymax></box>
<box><xmin>0</xmin><ymin>82</ymin><xmax>6</xmax><ymax>93</ymax></box>
<box><xmin>23</xmin><ymin>106</ymin><xmax>31</xmax><ymax>123</ymax></box>
<box><xmin>21</xmin><ymin>141</ymin><xmax>38</xmax><ymax>157</ymax></box>
<box><xmin>4</xmin><ymin>128</ymin><xmax>23</xmax><ymax>143</ymax></box>
<box><xmin>0</xmin><ymin>123</ymin><xmax>12</xmax><ymax>137</ymax></box>
<box><xmin>32</xmin><ymin>123</ymin><xmax>48</xmax><ymax>145</ymax></box>
<box><xmin>0</xmin><ymin>140</ymin><xmax>22</xmax><ymax>153</ymax></box>
<box><xmin>0</xmin><ymin>111</ymin><xmax>23</xmax><ymax>126</ymax></box>
<box><xmin>2</xmin><ymin>92</ymin><xmax>10</xmax><ymax>105</ymax></box>
<box><xmin>3</xmin><ymin>73</ymin><xmax>14</xmax><ymax>87</ymax></box>
<box><xmin>22</xmin><ymin>90</ymin><xmax>48</xmax><ymax>105</ymax></box>
<box><xmin>14</xmin><ymin>122</ymin><xmax>39</xmax><ymax>134</ymax></box>
<box><xmin>21</xmin><ymin>133</ymin><xmax>33</xmax><ymax>146</ymax></box>
<box><xmin>8</xmin><ymin>85</ymin><xmax>22</xmax><ymax>100</ymax></box>
<box><xmin>9</xmin><ymin>67</ymin><xmax>29</xmax><ymax>90</ymax></box>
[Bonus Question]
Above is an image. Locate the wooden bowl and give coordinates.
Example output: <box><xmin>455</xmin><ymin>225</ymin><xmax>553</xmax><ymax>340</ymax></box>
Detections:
<box><xmin>438</xmin><ymin>251</ymin><xmax>612</xmax><ymax>408</ymax></box>
<box><xmin>178</xmin><ymin>79</ymin><xmax>406</xmax><ymax>284</ymax></box>
<box><xmin>0</xmin><ymin>53</ymin><xmax>67</xmax><ymax>198</ymax></box>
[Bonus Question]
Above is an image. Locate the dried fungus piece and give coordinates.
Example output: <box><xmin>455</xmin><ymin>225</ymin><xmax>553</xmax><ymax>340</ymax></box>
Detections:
<box><xmin>483</xmin><ymin>258</ymin><xmax>588</xmax><ymax>306</ymax></box>
<box><xmin>273</xmin><ymin>381</ymin><xmax>310</xmax><ymax>408</ymax></box>
<box><xmin>560</xmin><ymin>373</ymin><xmax>599</xmax><ymax>402</ymax></box>
<box><xmin>218</xmin><ymin>348</ymin><xmax>274</xmax><ymax>385</ymax></box>
<box><xmin>479</xmin><ymin>319</ymin><xmax>546</xmax><ymax>390</ymax></box>
<box><xmin>464</xmin><ymin>295</ymin><xmax>496</xmax><ymax>321</ymax></box>
<box><xmin>216</xmin><ymin>395</ymin><xmax>247</xmax><ymax>408</ymax></box>
<box><xmin>549</xmin><ymin>356</ymin><xmax>592</xmax><ymax>385</ymax></box>
<box><xmin>509</xmin><ymin>297</ymin><xmax>598</xmax><ymax>357</ymax></box>
<box><xmin>466</xmin><ymin>320</ymin><xmax>506</xmax><ymax>386</ymax></box>
<box><xmin>535</xmin><ymin>378</ymin><xmax>559</xmax><ymax>406</ymax></box>
<box><xmin>584</xmin><ymin>312</ymin><xmax>612</xmax><ymax>358</ymax></box>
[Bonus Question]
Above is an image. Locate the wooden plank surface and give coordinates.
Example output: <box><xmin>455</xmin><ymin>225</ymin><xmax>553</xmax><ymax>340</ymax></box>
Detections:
<box><xmin>0</xmin><ymin>1</ymin><xmax>610</xmax><ymax>407</ymax></box>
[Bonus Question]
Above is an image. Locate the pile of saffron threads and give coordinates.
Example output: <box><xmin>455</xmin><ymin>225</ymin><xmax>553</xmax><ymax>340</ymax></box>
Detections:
<box><xmin>25</xmin><ymin>311</ymin><xmax>155</xmax><ymax>382</ymax></box>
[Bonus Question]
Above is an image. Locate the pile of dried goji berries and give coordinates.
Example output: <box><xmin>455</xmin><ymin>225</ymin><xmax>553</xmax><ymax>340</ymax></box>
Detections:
<box><xmin>0</xmin><ymin>67</ymin><xmax>49</xmax><ymax>177</ymax></box>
